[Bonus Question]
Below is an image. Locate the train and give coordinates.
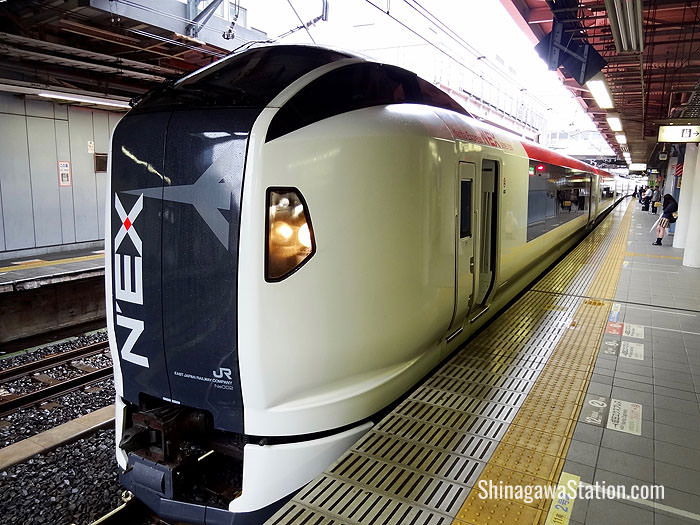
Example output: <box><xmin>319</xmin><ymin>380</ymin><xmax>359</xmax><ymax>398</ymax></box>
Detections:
<box><xmin>106</xmin><ymin>44</ymin><xmax>630</xmax><ymax>524</ymax></box>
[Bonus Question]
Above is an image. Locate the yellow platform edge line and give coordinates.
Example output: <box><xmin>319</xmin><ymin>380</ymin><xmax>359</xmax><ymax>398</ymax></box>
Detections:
<box><xmin>625</xmin><ymin>251</ymin><xmax>682</xmax><ymax>260</ymax></box>
<box><xmin>453</xmin><ymin>201</ymin><xmax>634</xmax><ymax>525</ymax></box>
<box><xmin>0</xmin><ymin>253</ymin><xmax>104</xmax><ymax>273</ymax></box>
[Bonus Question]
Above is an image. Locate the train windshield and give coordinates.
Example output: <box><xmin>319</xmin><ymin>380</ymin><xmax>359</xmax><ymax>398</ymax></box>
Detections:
<box><xmin>134</xmin><ymin>45</ymin><xmax>352</xmax><ymax>111</ymax></box>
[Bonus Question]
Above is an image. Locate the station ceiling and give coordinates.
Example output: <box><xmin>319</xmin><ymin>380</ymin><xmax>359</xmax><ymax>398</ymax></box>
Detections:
<box><xmin>2</xmin><ymin>1</ymin><xmax>698</xmax><ymax>166</ymax></box>
<box><xmin>502</xmin><ymin>0</ymin><xmax>700</xmax><ymax>164</ymax></box>
<box><xmin>0</xmin><ymin>0</ymin><xmax>228</xmax><ymax>104</ymax></box>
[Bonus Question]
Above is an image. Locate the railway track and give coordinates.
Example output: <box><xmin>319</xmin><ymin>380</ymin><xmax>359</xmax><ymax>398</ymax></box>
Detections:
<box><xmin>88</xmin><ymin>492</ymin><xmax>161</xmax><ymax>525</ymax></box>
<box><xmin>0</xmin><ymin>341</ymin><xmax>112</xmax><ymax>416</ymax></box>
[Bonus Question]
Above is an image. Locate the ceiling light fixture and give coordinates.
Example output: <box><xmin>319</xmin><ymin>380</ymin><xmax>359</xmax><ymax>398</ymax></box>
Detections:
<box><xmin>615</xmin><ymin>133</ymin><xmax>627</xmax><ymax>144</ymax></box>
<box><xmin>38</xmin><ymin>92</ymin><xmax>131</xmax><ymax>109</ymax></box>
<box><xmin>586</xmin><ymin>73</ymin><xmax>614</xmax><ymax>109</ymax></box>
<box><xmin>604</xmin><ymin>0</ymin><xmax>644</xmax><ymax>53</ymax></box>
<box><xmin>629</xmin><ymin>163</ymin><xmax>647</xmax><ymax>171</ymax></box>
<box><xmin>606</xmin><ymin>113</ymin><xmax>623</xmax><ymax>132</ymax></box>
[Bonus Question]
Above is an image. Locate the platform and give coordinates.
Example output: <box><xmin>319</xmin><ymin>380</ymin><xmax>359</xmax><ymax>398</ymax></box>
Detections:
<box><xmin>0</xmin><ymin>248</ymin><xmax>106</xmax><ymax>345</ymax></box>
<box><xmin>0</xmin><ymin>248</ymin><xmax>104</xmax><ymax>294</ymax></box>
<box><xmin>269</xmin><ymin>199</ymin><xmax>700</xmax><ymax>525</ymax></box>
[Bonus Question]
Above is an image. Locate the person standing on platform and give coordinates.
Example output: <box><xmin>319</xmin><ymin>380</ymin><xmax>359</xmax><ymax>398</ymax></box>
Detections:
<box><xmin>643</xmin><ymin>186</ymin><xmax>652</xmax><ymax>211</ymax></box>
<box><xmin>633</xmin><ymin>185</ymin><xmax>638</xmax><ymax>198</ymax></box>
<box><xmin>651</xmin><ymin>186</ymin><xmax>661</xmax><ymax>214</ymax></box>
<box><xmin>652</xmin><ymin>194</ymin><xmax>678</xmax><ymax>246</ymax></box>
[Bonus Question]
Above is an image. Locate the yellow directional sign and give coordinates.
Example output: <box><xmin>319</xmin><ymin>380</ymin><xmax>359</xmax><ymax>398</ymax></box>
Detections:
<box><xmin>658</xmin><ymin>125</ymin><xmax>700</xmax><ymax>142</ymax></box>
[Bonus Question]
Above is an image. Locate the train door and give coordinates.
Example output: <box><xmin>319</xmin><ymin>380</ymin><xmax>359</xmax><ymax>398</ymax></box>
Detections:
<box><xmin>472</xmin><ymin>159</ymin><xmax>498</xmax><ymax>313</ymax></box>
<box><xmin>448</xmin><ymin>162</ymin><xmax>475</xmax><ymax>335</ymax></box>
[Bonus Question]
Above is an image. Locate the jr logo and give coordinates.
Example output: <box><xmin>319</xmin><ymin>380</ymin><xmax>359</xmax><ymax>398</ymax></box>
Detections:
<box><xmin>114</xmin><ymin>194</ymin><xmax>149</xmax><ymax>368</ymax></box>
<box><xmin>213</xmin><ymin>367</ymin><xmax>232</xmax><ymax>380</ymax></box>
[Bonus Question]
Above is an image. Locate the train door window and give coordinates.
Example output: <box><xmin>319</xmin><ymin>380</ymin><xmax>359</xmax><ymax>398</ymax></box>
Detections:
<box><xmin>475</xmin><ymin>160</ymin><xmax>498</xmax><ymax>305</ymax></box>
<box><xmin>460</xmin><ymin>180</ymin><xmax>472</xmax><ymax>238</ymax></box>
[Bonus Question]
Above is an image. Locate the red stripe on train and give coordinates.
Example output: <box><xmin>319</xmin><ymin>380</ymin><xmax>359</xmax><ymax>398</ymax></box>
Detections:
<box><xmin>521</xmin><ymin>141</ymin><xmax>609</xmax><ymax>177</ymax></box>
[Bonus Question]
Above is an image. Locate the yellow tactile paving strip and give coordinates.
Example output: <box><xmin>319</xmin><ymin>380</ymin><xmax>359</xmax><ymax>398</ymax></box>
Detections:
<box><xmin>454</xmin><ymin>202</ymin><xmax>634</xmax><ymax>525</ymax></box>
<box><xmin>0</xmin><ymin>254</ymin><xmax>103</xmax><ymax>273</ymax></box>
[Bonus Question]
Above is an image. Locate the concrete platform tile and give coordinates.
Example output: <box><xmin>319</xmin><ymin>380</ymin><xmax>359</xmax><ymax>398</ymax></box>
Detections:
<box><xmin>566</xmin><ymin>439</ymin><xmax>600</xmax><ymax>468</ymax></box>
<box><xmin>654</xmin><ymin>407</ymin><xmax>700</xmax><ymax>431</ymax></box>
<box><xmin>601</xmin><ymin>429</ymin><xmax>653</xmax><ymax>458</ymax></box>
<box><xmin>596</xmin><ymin>447</ymin><xmax>654</xmax><ymax>483</ymax></box>
<box><xmin>612</xmin><ymin>377</ymin><xmax>654</xmax><ymax>393</ymax></box>
<box><xmin>656</xmin><ymin>461</ymin><xmax>700</xmax><ymax>497</ymax></box>
<box><xmin>585</xmin><ymin>498</ymin><xmax>653</xmax><ymax>525</ymax></box>
<box><xmin>655</xmin><ymin>441</ymin><xmax>700</xmax><ymax>473</ymax></box>
<box><xmin>572</xmin><ymin>423</ymin><xmax>603</xmax><ymax>446</ymax></box>
<box><xmin>653</xmin><ymin>394</ymin><xmax>700</xmax><ymax>416</ymax></box>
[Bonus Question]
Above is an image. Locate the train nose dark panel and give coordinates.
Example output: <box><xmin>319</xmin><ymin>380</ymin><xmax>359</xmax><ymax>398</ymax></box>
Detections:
<box><xmin>110</xmin><ymin>112</ymin><xmax>171</xmax><ymax>404</ymax></box>
<box><xmin>158</xmin><ymin>109</ymin><xmax>257</xmax><ymax>434</ymax></box>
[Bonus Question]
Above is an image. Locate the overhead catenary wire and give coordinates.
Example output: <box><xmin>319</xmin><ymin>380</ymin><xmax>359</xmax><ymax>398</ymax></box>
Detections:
<box><xmin>285</xmin><ymin>0</ymin><xmax>316</xmax><ymax>44</ymax></box>
<box><xmin>361</xmin><ymin>0</ymin><xmax>553</xmax><ymax>126</ymax></box>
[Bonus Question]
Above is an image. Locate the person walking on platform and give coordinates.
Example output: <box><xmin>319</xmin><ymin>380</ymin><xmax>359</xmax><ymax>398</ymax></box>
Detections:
<box><xmin>652</xmin><ymin>194</ymin><xmax>678</xmax><ymax>246</ymax></box>
<box><xmin>633</xmin><ymin>185</ymin><xmax>638</xmax><ymax>198</ymax></box>
<box><xmin>642</xmin><ymin>186</ymin><xmax>652</xmax><ymax>211</ymax></box>
<box><xmin>651</xmin><ymin>186</ymin><xmax>661</xmax><ymax>214</ymax></box>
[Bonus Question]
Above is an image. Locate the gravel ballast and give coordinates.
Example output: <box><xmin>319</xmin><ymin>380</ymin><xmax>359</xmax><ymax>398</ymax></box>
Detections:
<box><xmin>0</xmin><ymin>379</ymin><xmax>115</xmax><ymax>447</ymax></box>
<box><xmin>0</xmin><ymin>331</ymin><xmax>108</xmax><ymax>371</ymax></box>
<box><xmin>0</xmin><ymin>428</ymin><xmax>122</xmax><ymax>524</ymax></box>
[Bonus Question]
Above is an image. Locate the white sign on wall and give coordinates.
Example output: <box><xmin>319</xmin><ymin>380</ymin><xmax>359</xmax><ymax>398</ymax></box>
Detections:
<box><xmin>658</xmin><ymin>125</ymin><xmax>700</xmax><ymax>143</ymax></box>
<box><xmin>87</xmin><ymin>140</ymin><xmax>95</xmax><ymax>153</ymax></box>
<box><xmin>57</xmin><ymin>160</ymin><xmax>72</xmax><ymax>187</ymax></box>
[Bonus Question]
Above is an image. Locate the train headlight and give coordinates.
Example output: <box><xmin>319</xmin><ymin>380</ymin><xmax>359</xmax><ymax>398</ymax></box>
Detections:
<box><xmin>266</xmin><ymin>188</ymin><xmax>316</xmax><ymax>281</ymax></box>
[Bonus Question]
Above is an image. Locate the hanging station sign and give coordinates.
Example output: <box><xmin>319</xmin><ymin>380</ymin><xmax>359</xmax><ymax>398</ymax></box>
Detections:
<box><xmin>658</xmin><ymin>125</ymin><xmax>700</xmax><ymax>143</ymax></box>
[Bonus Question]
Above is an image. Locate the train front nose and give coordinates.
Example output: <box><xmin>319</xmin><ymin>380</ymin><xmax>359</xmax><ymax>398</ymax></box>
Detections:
<box><xmin>109</xmin><ymin>108</ymin><xmax>259</xmax><ymax>519</ymax></box>
<box><xmin>110</xmin><ymin>108</ymin><xmax>258</xmax><ymax>432</ymax></box>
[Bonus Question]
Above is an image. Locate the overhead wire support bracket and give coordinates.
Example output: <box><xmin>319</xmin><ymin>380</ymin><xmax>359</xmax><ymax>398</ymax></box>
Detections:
<box><xmin>186</xmin><ymin>0</ymin><xmax>224</xmax><ymax>38</ymax></box>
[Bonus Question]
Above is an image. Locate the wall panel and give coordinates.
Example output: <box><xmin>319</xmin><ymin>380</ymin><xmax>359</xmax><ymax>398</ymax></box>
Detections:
<box><xmin>0</xmin><ymin>176</ymin><xmax>5</xmax><ymax>251</ymax></box>
<box><xmin>0</xmin><ymin>93</ymin><xmax>25</xmax><ymax>116</ymax></box>
<box><xmin>68</xmin><ymin>108</ymin><xmax>99</xmax><ymax>242</ymax></box>
<box><xmin>92</xmin><ymin>111</ymin><xmax>109</xmax><ymax>239</ymax></box>
<box><xmin>0</xmin><ymin>99</ymin><xmax>122</xmax><ymax>255</ymax></box>
<box><xmin>0</xmin><ymin>114</ymin><xmax>34</xmax><ymax>250</ymax></box>
<box><xmin>27</xmin><ymin>117</ymin><xmax>62</xmax><ymax>246</ymax></box>
<box><xmin>25</xmin><ymin>100</ymin><xmax>54</xmax><ymax>119</ymax></box>
<box><xmin>55</xmin><ymin>119</ymin><xmax>76</xmax><ymax>244</ymax></box>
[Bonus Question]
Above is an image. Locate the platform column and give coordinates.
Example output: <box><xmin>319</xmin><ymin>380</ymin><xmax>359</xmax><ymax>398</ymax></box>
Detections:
<box><xmin>673</xmin><ymin>144</ymin><xmax>698</xmax><ymax>249</ymax></box>
<box><xmin>682</xmin><ymin>145</ymin><xmax>700</xmax><ymax>267</ymax></box>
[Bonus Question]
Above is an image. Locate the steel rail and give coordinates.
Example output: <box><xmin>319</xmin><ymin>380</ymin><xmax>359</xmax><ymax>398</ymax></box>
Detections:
<box><xmin>0</xmin><ymin>367</ymin><xmax>112</xmax><ymax>416</ymax></box>
<box><xmin>88</xmin><ymin>492</ymin><xmax>156</xmax><ymax>525</ymax></box>
<box><xmin>0</xmin><ymin>341</ymin><xmax>109</xmax><ymax>383</ymax></box>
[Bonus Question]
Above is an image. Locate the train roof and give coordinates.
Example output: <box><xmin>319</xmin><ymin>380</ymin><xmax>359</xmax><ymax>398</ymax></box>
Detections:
<box><xmin>136</xmin><ymin>43</ymin><xmax>612</xmax><ymax>179</ymax></box>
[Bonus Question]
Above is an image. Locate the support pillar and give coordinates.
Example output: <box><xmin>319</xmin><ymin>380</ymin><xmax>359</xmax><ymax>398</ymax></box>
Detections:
<box><xmin>682</xmin><ymin>145</ymin><xmax>700</xmax><ymax>267</ymax></box>
<box><xmin>674</xmin><ymin>144</ymin><xmax>698</xmax><ymax>249</ymax></box>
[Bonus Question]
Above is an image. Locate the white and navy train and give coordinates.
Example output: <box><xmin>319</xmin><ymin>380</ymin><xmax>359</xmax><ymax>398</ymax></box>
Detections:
<box><xmin>107</xmin><ymin>45</ymin><xmax>629</xmax><ymax>524</ymax></box>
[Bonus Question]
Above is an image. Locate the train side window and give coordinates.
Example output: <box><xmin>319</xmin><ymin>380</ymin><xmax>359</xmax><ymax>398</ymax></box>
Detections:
<box><xmin>460</xmin><ymin>180</ymin><xmax>472</xmax><ymax>238</ymax></box>
<box><xmin>526</xmin><ymin>160</ymin><xmax>591</xmax><ymax>241</ymax></box>
<box><xmin>267</xmin><ymin>62</ymin><xmax>470</xmax><ymax>142</ymax></box>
